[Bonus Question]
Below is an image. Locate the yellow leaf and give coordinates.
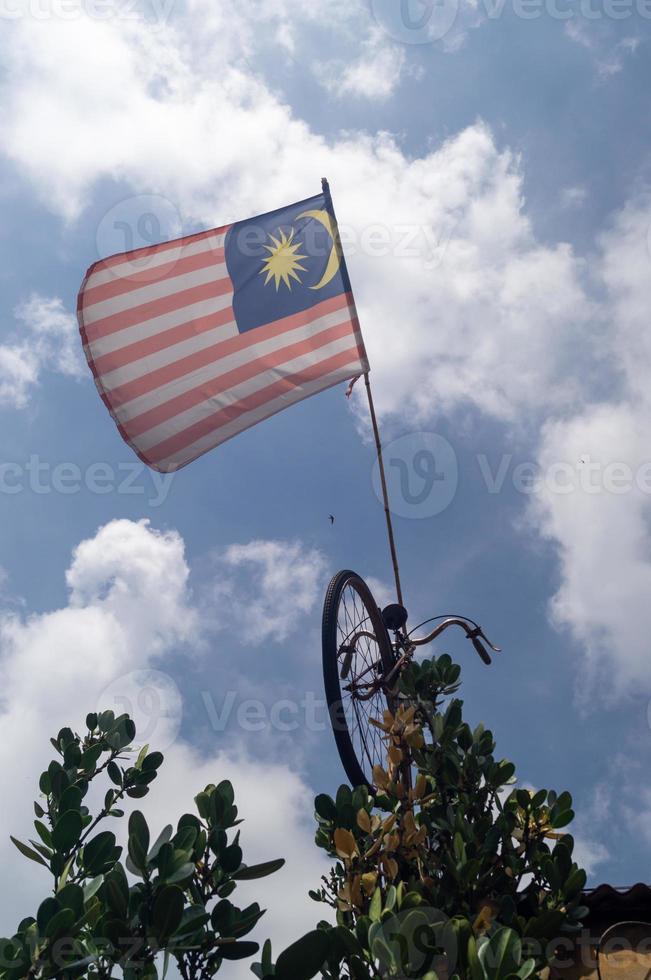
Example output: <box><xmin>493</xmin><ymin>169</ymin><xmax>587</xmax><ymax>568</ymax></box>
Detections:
<box><xmin>473</xmin><ymin>900</ymin><xmax>498</xmax><ymax>936</ymax></box>
<box><xmin>361</xmin><ymin>872</ymin><xmax>378</xmax><ymax>896</ymax></box>
<box><xmin>403</xmin><ymin>811</ymin><xmax>417</xmax><ymax>836</ymax></box>
<box><xmin>388</xmin><ymin>745</ymin><xmax>403</xmax><ymax>766</ymax></box>
<box><xmin>382</xmin><ymin>814</ymin><xmax>397</xmax><ymax>834</ymax></box>
<box><xmin>373</xmin><ymin>765</ymin><xmax>390</xmax><ymax>790</ymax></box>
<box><xmin>334</xmin><ymin>828</ymin><xmax>358</xmax><ymax>861</ymax></box>
<box><xmin>406</xmin><ymin>730</ymin><xmax>425</xmax><ymax>749</ymax></box>
<box><xmin>369</xmin><ymin>717</ymin><xmax>391</xmax><ymax>732</ymax></box>
<box><xmin>397</xmin><ymin>705</ymin><xmax>416</xmax><ymax>726</ymax></box>
<box><xmin>357</xmin><ymin>809</ymin><xmax>371</xmax><ymax>833</ymax></box>
<box><xmin>384</xmin><ymin>857</ymin><xmax>398</xmax><ymax>880</ymax></box>
<box><xmin>366</xmin><ymin>838</ymin><xmax>382</xmax><ymax>859</ymax></box>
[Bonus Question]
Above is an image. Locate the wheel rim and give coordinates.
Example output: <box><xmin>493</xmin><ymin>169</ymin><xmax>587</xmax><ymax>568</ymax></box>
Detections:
<box><xmin>336</xmin><ymin>581</ymin><xmax>391</xmax><ymax>784</ymax></box>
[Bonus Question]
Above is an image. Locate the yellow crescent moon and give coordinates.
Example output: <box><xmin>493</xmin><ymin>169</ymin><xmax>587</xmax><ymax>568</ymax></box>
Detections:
<box><xmin>296</xmin><ymin>209</ymin><xmax>342</xmax><ymax>290</ymax></box>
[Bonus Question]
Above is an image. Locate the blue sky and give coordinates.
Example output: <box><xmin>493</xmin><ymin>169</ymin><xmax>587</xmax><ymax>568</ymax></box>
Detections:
<box><xmin>1</xmin><ymin>0</ymin><xmax>651</xmax><ymax>962</ymax></box>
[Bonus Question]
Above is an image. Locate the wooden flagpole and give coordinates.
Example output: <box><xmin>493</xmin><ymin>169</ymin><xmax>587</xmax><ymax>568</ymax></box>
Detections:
<box><xmin>363</xmin><ymin>373</ymin><xmax>404</xmax><ymax>608</ymax></box>
<box><xmin>321</xmin><ymin>178</ymin><xmax>404</xmax><ymax>608</ymax></box>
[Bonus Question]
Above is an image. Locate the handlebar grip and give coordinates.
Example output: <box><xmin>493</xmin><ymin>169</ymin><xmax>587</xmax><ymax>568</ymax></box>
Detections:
<box><xmin>471</xmin><ymin>636</ymin><xmax>492</xmax><ymax>665</ymax></box>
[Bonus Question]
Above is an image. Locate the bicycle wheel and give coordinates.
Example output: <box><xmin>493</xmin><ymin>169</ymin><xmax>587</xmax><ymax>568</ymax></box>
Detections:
<box><xmin>322</xmin><ymin>570</ymin><xmax>396</xmax><ymax>790</ymax></box>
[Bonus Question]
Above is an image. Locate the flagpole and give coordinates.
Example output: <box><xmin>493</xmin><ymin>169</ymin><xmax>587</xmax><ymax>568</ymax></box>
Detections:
<box><xmin>321</xmin><ymin>177</ymin><xmax>404</xmax><ymax>608</ymax></box>
<box><xmin>363</xmin><ymin>373</ymin><xmax>404</xmax><ymax>609</ymax></box>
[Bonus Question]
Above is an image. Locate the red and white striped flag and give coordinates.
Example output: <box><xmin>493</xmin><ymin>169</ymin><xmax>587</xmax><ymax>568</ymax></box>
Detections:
<box><xmin>78</xmin><ymin>185</ymin><xmax>368</xmax><ymax>472</ymax></box>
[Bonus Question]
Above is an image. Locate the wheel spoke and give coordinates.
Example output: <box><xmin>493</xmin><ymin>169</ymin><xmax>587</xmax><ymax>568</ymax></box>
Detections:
<box><xmin>333</xmin><ymin>581</ymin><xmax>389</xmax><ymax>783</ymax></box>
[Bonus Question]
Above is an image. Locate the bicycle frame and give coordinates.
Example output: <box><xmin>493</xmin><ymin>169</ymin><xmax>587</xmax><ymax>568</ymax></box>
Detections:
<box><xmin>341</xmin><ymin>617</ymin><xmax>501</xmax><ymax>701</ymax></box>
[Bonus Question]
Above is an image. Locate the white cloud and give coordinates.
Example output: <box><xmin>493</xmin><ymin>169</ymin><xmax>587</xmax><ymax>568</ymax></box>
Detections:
<box><xmin>596</xmin><ymin>36</ymin><xmax>641</xmax><ymax>78</ymax></box>
<box><xmin>316</xmin><ymin>29</ymin><xmax>407</xmax><ymax>100</ymax></box>
<box><xmin>210</xmin><ymin>539</ymin><xmax>327</xmax><ymax>645</ymax></box>
<box><xmin>0</xmin><ymin>295</ymin><xmax>84</xmax><ymax>409</ymax></box>
<box><xmin>2</xmin><ymin>7</ymin><xmax>650</xmax><ymax>705</ymax></box>
<box><xmin>0</xmin><ymin>13</ymin><xmax>595</xmax><ymax>431</ymax></box>
<box><xmin>560</xmin><ymin>185</ymin><xmax>588</xmax><ymax>210</ymax></box>
<box><xmin>573</xmin><ymin>833</ymin><xmax>609</xmax><ymax>878</ymax></box>
<box><xmin>528</xmin><ymin>197</ymin><xmax>651</xmax><ymax>696</ymax></box>
<box><xmin>564</xmin><ymin>20</ymin><xmax>642</xmax><ymax>77</ymax></box>
<box><xmin>0</xmin><ymin>520</ymin><xmax>324</xmax><ymax>969</ymax></box>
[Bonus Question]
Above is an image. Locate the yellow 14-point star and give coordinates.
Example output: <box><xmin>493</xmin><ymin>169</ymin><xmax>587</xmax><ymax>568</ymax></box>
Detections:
<box><xmin>259</xmin><ymin>228</ymin><xmax>307</xmax><ymax>291</ymax></box>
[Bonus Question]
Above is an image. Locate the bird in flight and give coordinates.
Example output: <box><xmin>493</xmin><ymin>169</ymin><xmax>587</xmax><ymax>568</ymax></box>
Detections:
<box><xmin>329</xmin><ymin>515</ymin><xmax>335</xmax><ymax>525</ymax></box>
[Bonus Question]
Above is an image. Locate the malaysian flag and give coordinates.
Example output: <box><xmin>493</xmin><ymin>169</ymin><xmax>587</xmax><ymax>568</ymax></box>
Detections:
<box><xmin>78</xmin><ymin>183</ymin><xmax>369</xmax><ymax>472</ymax></box>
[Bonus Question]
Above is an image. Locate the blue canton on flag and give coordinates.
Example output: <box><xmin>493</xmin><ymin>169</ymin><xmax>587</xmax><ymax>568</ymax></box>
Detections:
<box><xmin>225</xmin><ymin>190</ymin><xmax>353</xmax><ymax>334</ymax></box>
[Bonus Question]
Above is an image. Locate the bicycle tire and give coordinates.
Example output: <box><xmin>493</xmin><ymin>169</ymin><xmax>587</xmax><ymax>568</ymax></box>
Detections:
<box><xmin>322</xmin><ymin>570</ymin><xmax>396</xmax><ymax>790</ymax></box>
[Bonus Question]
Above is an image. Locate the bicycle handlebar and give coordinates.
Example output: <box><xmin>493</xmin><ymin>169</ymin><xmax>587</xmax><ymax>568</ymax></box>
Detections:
<box><xmin>410</xmin><ymin>617</ymin><xmax>501</xmax><ymax>665</ymax></box>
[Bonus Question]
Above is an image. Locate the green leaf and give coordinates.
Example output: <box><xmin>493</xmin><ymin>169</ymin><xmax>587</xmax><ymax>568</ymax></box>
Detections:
<box><xmin>98</xmin><ymin>710</ymin><xmax>115</xmax><ymax>732</ymax></box>
<box><xmin>129</xmin><ymin>810</ymin><xmax>150</xmax><ymax>856</ymax></box>
<box><xmin>564</xmin><ymin>867</ymin><xmax>587</xmax><ymax>900</ymax></box>
<box><xmin>335</xmin><ymin>785</ymin><xmax>352</xmax><ymax>810</ymax></box>
<box><xmin>57</xmin><ymin>855</ymin><xmax>75</xmax><ymax>891</ymax></box>
<box><xmin>126</xmin><ymin>786</ymin><xmax>149</xmax><ymax>799</ymax></box>
<box><xmin>82</xmin><ymin>875</ymin><xmax>104</xmax><ymax>903</ymax></box>
<box><xmin>45</xmin><ymin>907</ymin><xmax>75</xmax><ymax>940</ymax></box>
<box><xmin>142</xmin><ymin>751</ymin><xmax>164</xmax><ymax>772</ymax></box>
<box><xmin>57</xmin><ymin>883</ymin><xmax>84</xmax><ymax>918</ymax></box>
<box><xmin>10</xmin><ymin>836</ymin><xmax>49</xmax><ymax>868</ymax></box>
<box><xmin>52</xmin><ymin>811</ymin><xmax>83</xmax><ymax>852</ymax></box>
<box><xmin>165</xmin><ymin>862</ymin><xmax>195</xmax><ymax>885</ymax></box>
<box><xmin>37</xmin><ymin>897</ymin><xmax>60</xmax><ymax>933</ymax></box>
<box><xmin>104</xmin><ymin>868</ymin><xmax>129</xmax><ymax>918</ymax></box>
<box><xmin>274</xmin><ymin>930</ymin><xmax>330</xmax><ymax>979</ymax></box>
<box><xmin>152</xmin><ymin>885</ymin><xmax>185</xmax><ymax>940</ymax></box>
<box><xmin>478</xmin><ymin>928</ymin><xmax>521</xmax><ymax>980</ymax></box>
<box><xmin>314</xmin><ymin>794</ymin><xmax>337</xmax><ymax>822</ymax></box>
<box><xmin>34</xmin><ymin>820</ymin><xmax>53</xmax><ymax>848</ymax></box>
<box><xmin>107</xmin><ymin>761</ymin><xmax>122</xmax><ymax>785</ymax></box>
<box><xmin>80</xmin><ymin>743</ymin><xmax>103</xmax><ymax>772</ymax></box>
<box><xmin>218</xmin><ymin>941</ymin><xmax>260</xmax><ymax>961</ymax></box>
<box><xmin>514</xmin><ymin>960</ymin><xmax>537</xmax><ymax>979</ymax></box>
<box><xmin>467</xmin><ymin>936</ymin><xmax>486</xmax><ymax>980</ymax></box>
<box><xmin>530</xmin><ymin>789</ymin><xmax>547</xmax><ymax>809</ymax></box>
<box><xmin>369</xmin><ymin>888</ymin><xmax>382</xmax><ymax>923</ymax></box>
<box><xmin>172</xmin><ymin>906</ymin><xmax>211</xmax><ymax>938</ymax></box>
<box><xmin>222</xmin><ymin>844</ymin><xmax>243</xmax><ymax>873</ymax></box>
<box><xmin>60</xmin><ymin>785</ymin><xmax>83</xmax><ymax>813</ymax></box>
<box><xmin>148</xmin><ymin>825</ymin><xmax>173</xmax><ymax>863</ymax></box>
<box><xmin>82</xmin><ymin>831</ymin><xmax>121</xmax><ymax>875</ymax></box>
<box><xmin>195</xmin><ymin>791</ymin><xmax>211</xmax><ymax>819</ymax></box>
<box><xmin>551</xmin><ymin>808</ymin><xmax>574</xmax><ymax>830</ymax></box>
<box><xmin>232</xmin><ymin>858</ymin><xmax>284</xmax><ymax>881</ymax></box>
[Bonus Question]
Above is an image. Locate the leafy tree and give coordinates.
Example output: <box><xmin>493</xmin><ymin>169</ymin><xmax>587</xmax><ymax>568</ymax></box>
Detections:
<box><xmin>258</xmin><ymin>653</ymin><xmax>588</xmax><ymax>980</ymax></box>
<box><xmin>0</xmin><ymin>710</ymin><xmax>284</xmax><ymax>979</ymax></box>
